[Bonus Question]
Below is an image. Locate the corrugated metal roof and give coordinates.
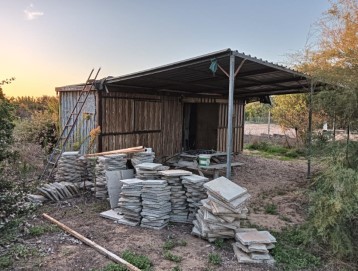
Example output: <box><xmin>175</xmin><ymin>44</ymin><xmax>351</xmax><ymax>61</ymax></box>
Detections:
<box><xmin>104</xmin><ymin>49</ymin><xmax>311</xmax><ymax>98</ymax></box>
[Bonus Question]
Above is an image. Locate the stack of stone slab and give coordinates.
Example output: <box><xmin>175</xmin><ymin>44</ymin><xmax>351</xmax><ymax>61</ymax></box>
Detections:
<box><xmin>37</xmin><ymin>182</ymin><xmax>79</xmax><ymax>202</ymax></box>
<box><xmin>94</xmin><ymin>155</ymin><xmax>128</xmax><ymax>199</ymax></box>
<box><xmin>160</xmin><ymin>170</ymin><xmax>192</xmax><ymax>223</ymax></box>
<box><xmin>232</xmin><ymin>229</ymin><xmax>276</xmax><ymax>264</ymax></box>
<box><xmin>135</xmin><ymin>163</ymin><xmax>169</xmax><ymax>180</ymax></box>
<box><xmin>55</xmin><ymin>152</ymin><xmax>82</xmax><ymax>186</ymax></box>
<box><xmin>117</xmin><ymin>178</ymin><xmax>143</xmax><ymax>226</ymax></box>
<box><xmin>140</xmin><ymin>179</ymin><xmax>171</xmax><ymax>229</ymax></box>
<box><xmin>181</xmin><ymin>174</ymin><xmax>209</xmax><ymax>221</ymax></box>
<box><xmin>191</xmin><ymin>177</ymin><xmax>250</xmax><ymax>242</ymax></box>
<box><xmin>131</xmin><ymin>152</ymin><xmax>155</xmax><ymax>167</ymax></box>
<box><xmin>94</xmin><ymin>157</ymin><xmax>107</xmax><ymax>199</ymax></box>
<box><xmin>77</xmin><ymin>156</ymin><xmax>95</xmax><ymax>191</ymax></box>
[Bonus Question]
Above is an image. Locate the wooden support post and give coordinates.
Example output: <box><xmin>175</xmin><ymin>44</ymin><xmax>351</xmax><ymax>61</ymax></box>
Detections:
<box><xmin>42</xmin><ymin>213</ymin><xmax>141</xmax><ymax>271</ymax></box>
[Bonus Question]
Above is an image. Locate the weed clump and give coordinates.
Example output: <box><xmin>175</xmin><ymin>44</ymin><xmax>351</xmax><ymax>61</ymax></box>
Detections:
<box><xmin>208</xmin><ymin>253</ymin><xmax>221</xmax><ymax>265</ymax></box>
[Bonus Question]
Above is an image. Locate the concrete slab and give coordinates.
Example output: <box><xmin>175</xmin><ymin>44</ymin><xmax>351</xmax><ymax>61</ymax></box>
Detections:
<box><xmin>136</xmin><ymin>163</ymin><xmax>163</xmax><ymax>170</ymax></box>
<box><xmin>204</xmin><ymin>177</ymin><xmax>247</xmax><ymax>202</ymax></box>
<box><xmin>160</xmin><ymin>169</ymin><xmax>192</xmax><ymax>177</ymax></box>
<box><xmin>235</xmin><ymin>230</ymin><xmax>276</xmax><ymax>245</ymax></box>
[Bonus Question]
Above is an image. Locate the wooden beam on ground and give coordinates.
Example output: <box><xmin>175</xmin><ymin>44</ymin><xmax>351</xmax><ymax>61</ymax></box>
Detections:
<box><xmin>42</xmin><ymin>213</ymin><xmax>141</xmax><ymax>271</ymax></box>
<box><xmin>85</xmin><ymin>146</ymin><xmax>145</xmax><ymax>157</ymax></box>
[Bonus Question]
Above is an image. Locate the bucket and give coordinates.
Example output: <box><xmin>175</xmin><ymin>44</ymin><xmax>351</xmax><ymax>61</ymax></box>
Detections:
<box><xmin>198</xmin><ymin>154</ymin><xmax>211</xmax><ymax>167</ymax></box>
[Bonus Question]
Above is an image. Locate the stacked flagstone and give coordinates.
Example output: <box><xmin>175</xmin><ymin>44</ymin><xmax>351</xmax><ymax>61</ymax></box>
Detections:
<box><xmin>181</xmin><ymin>174</ymin><xmax>209</xmax><ymax>221</ymax></box>
<box><xmin>131</xmin><ymin>152</ymin><xmax>155</xmax><ymax>167</ymax></box>
<box><xmin>37</xmin><ymin>182</ymin><xmax>79</xmax><ymax>202</ymax></box>
<box><xmin>135</xmin><ymin>163</ymin><xmax>169</xmax><ymax>180</ymax></box>
<box><xmin>160</xmin><ymin>170</ymin><xmax>192</xmax><ymax>223</ymax></box>
<box><xmin>55</xmin><ymin>152</ymin><xmax>82</xmax><ymax>185</ymax></box>
<box><xmin>140</xmin><ymin>179</ymin><xmax>171</xmax><ymax>229</ymax></box>
<box><xmin>77</xmin><ymin>156</ymin><xmax>95</xmax><ymax>191</ymax></box>
<box><xmin>232</xmin><ymin>229</ymin><xmax>276</xmax><ymax>264</ymax></box>
<box><xmin>191</xmin><ymin>177</ymin><xmax>250</xmax><ymax>242</ymax></box>
<box><xmin>94</xmin><ymin>155</ymin><xmax>127</xmax><ymax>199</ymax></box>
<box><xmin>117</xmin><ymin>178</ymin><xmax>143</xmax><ymax>226</ymax></box>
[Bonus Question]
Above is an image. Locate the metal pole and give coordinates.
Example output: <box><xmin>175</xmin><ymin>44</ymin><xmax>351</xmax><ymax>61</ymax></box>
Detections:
<box><xmin>226</xmin><ymin>54</ymin><xmax>235</xmax><ymax>178</ymax></box>
<box><xmin>307</xmin><ymin>81</ymin><xmax>314</xmax><ymax>179</ymax></box>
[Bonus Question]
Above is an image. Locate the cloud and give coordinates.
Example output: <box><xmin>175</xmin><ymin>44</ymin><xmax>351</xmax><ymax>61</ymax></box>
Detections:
<box><xmin>24</xmin><ymin>3</ymin><xmax>44</xmax><ymax>20</ymax></box>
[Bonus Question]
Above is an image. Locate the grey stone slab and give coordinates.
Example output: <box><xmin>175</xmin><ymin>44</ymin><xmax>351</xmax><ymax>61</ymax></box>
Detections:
<box><xmin>235</xmin><ymin>230</ymin><xmax>276</xmax><ymax>245</ymax></box>
<box><xmin>181</xmin><ymin>174</ymin><xmax>208</xmax><ymax>183</ymax></box>
<box><xmin>159</xmin><ymin>169</ymin><xmax>192</xmax><ymax>177</ymax></box>
<box><xmin>106</xmin><ymin>171</ymin><xmax>123</xmax><ymax>209</ymax></box>
<box><xmin>136</xmin><ymin>163</ymin><xmax>163</xmax><ymax>170</ymax></box>
<box><xmin>232</xmin><ymin>244</ymin><xmax>263</xmax><ymax>264</ymax></box>
<box><xmin>248</xmin><ymin>244</ymin><xmax>269</xmax><ymax>253</ymax></box>
<box><xmin>27</xmin><ymin>194</ymin><xmax>47</xmax><ymax>203</ymax></box>
<box><xmin>120</xmin><ymin>178</ymin><xmax>143</xmax><ymax>185</ymax></box>
<box><xmin>204</xmin><ymin>177</ymin><xmax>247</xmax><ymax>202</ymax></box>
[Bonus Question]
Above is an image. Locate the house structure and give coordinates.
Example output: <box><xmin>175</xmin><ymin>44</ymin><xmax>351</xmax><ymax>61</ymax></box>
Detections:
<box><xmin>56</xmin><ymin>49</ymin><xmax>314</xmax><ymax>176</ymax></box>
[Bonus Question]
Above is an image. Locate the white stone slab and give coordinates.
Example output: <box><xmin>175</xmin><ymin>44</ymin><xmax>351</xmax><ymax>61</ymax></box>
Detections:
<box><xmin>181</xmin><ymin>174</ymin><xmax>208</xmax><ymax>183</ymax></box>
<box><xmin>204</xmin><ymin>177</ymin><xmax>247</xmax><ymax>202</ymax></box>
<box><xmin>235</xmin><ymin>230</ymin><xmax>276</xmax><ymax>245</ymax></box>
<box><xmin>136</xmin><ymin>163</ymin><xmax>163</xmax><ymax>170</ymax></box>
<box><xmin>160</xmin><ymin>169</ymin><xmax>192</xmax><ymax>177</ymax></box>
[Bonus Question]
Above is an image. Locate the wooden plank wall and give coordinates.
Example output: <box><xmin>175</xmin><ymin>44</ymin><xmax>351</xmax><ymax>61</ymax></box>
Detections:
<box><xmin>217</xmin><ymin>100</ymin><xmax>245</xmax><ymax>153</ymax></box>
<box><xmin>59</xmin><ymin>91</ymin><xmax>97</xmax><ymax>154</ymax></box>
<box><xmin>100</xmin><ymin>91</ymin><xmax>182</xmax><ymax>157</ymax></box>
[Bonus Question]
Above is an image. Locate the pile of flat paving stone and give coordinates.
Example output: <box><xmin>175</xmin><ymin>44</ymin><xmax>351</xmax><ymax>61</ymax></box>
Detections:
<box><xmin>94</xmin><ymin>155</ymin><xmax>128</xmax><ymax>199</ymax></box>
<box><xmin>37</xmin><ymin>182</ymin><xmax>79</xmax><ymax>202</ymax></box>
<box><xmin>181</xmin><ymin>174</ymin><xmax>209</xmax><ymax>221</ymax></box>
<box><xmin>77</xmin><ymin>156</ymin><xmax>96</xmax><ymax>191</ymax></box>
<box><xmin>55</xmin><ymin>152</ymin><xmax>82</xmax><ymax>186</ymax></box>
<box><xmin>160</xmin><ymin>170</ymin><xmax>192</xmax><ymax>223</ymax></box>
<box><xmin>233</xmin><ymin>229</ymin><xmax>276</xmax><ymax>264</ymax></box>
<box><xmin>135</xmin><ymin>163</ymin><xmax>168</xmax><ymax>180</ymax></box>
<box><xmin>192</xmin><ymin>176</ymin><xmax>250</xmax><ymax>242</ymax></box>
<box><xmin>141</xmin><ymin>179</ymin><xmax>171</xmax><ymax>229</ymax></box>
<box><xmin>117</xmin><ymin>178</ymin><xmax>143</xmax><ymax>226</ymax></box>
<box><xmin>131</xmin><ymin>152</ymin><xmax>155</xmax><ymax>167</ymax></box>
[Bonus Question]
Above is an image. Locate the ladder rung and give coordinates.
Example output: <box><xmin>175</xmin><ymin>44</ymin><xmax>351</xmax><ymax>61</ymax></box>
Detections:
<box><xmin>47</xmin><ymin>161</ymin><xmax>55</xmax><ymax>165</ymax></box>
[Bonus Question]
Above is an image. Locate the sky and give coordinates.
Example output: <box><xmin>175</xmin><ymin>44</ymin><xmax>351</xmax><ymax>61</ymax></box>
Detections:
<box><xmin>0</xmin><ymin>0</ymin><xmax>332</xmax><ymax>97</ymax></box>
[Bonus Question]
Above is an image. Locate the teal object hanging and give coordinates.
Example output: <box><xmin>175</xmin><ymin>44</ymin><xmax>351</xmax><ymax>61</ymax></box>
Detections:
<box><xmin>209</xmin><ymin>58</ymin><xmax>218</xmax><ymax>75</ymax></box>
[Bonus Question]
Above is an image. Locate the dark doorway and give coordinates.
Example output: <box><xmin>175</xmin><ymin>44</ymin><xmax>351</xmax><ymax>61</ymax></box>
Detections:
<box><xmin>183</xmin><ymin>103</ymin><xmax>219</xmax><ymax>150</ymax></box>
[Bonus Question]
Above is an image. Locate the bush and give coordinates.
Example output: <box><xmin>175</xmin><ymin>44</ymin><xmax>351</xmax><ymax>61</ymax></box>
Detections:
<box><xmin>305</xmin><ymin>165</ymin><xmax>358</xmax><ymax>261</ymax></box>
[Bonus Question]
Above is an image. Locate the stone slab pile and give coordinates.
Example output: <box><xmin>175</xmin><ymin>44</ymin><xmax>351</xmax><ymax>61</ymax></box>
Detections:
<box><xmin>141</xmin><ymin>179</ymin><xmax>171</xmax><ymax>229</ymax></box>
<box><xmin>181</xmin><ymin>174</ymin><xmax>209</xmax><ymax>221</ymax></box>
<box><xmin>131</xmin><ymin>152</ymin><xmax>155</xmax><ymax>167</ymax></box>
<box><xmin>94</xmin><ymin>155</ymin><xmax>127</xmax><ymax>199</ymax></box>
<box><xmin>106</xmin><ymin>169</ymin><xmax>135</xmax><ymax>209</ymax></box>
<box><xmin>55</xmin><ymin>152</ymin><xmax>82</xmax><ymax>186</ymax></box>
<box><xmin>77</xmin><ymin>156</ymin><xmax>96</xmax><ymax>191</ymax></box>
<box><xmin>160</xmin><ymin>170</ymin><xmax>192</xmax><ymax>223</ymax></box>
<box><xmin>232</xmin><ymin>229</ymin><xmax>276</xmax><ymax>264</ymax></box>
<box><xmin>37</xmin><ymin>182</ymin><xmax>79</xmax><ymax>202</ymax></box>
<box><xmin>117</xmin><ymin>178</ymin><xmax>143</xmax><ymax>226</ymax></box>
<box><xmin>135</xmin><ymin>163</ymin><xmax>169</xmax><ymax>180</ymax></box>
<box><xmin>192</xmin><ymin>177</ymin><xmax>250</xmax><ymax>242</ymax></box>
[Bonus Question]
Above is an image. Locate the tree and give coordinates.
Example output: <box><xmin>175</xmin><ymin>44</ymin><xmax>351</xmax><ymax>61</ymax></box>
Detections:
<box><xmin>271</xmin><ymin>94</ymin><xmax>324</xmax><ymax>144</ymax></box>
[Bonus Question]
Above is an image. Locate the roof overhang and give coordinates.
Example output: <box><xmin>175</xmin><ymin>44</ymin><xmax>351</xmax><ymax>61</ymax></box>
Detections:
<box><xmin>104</xmin><ymin>48</ymin><xmax>312</xmax><ymax>99</ymax></box>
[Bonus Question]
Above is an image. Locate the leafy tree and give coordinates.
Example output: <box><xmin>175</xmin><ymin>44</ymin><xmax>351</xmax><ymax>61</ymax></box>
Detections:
<box><xmin>271</xmin><ymin>94</ymin><xmax>324</xmax><ymax>144</ymax></box>
<box><xmin>245</xmin><ymin>102</ymin><xmax>270</xmax><ymax>123</ymax></box>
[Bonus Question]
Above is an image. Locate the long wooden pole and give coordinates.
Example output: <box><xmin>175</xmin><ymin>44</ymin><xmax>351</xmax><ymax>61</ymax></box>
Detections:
<box><xmin>85</xmin><ymin>146</ymin><xmax>145</xmax><ymax>157</ymax></box>
<box><xmin>42</xmin><ymin>213</ymin><xmax>141</xmax><ymax>271</ymax></box>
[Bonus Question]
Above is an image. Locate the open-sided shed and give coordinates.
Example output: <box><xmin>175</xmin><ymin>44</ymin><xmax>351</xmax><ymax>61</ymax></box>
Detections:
<box><xmin>57</xmin><ymin>49</ymin><xmax>312</xmax><ymax>176</ymax></box>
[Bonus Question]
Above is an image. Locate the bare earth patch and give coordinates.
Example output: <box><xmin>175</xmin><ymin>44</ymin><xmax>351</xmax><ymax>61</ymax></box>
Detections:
<box><xmin>12</xmin><ymin>154</ymin><xmax>310</xmax><ymax>271</ymax></box>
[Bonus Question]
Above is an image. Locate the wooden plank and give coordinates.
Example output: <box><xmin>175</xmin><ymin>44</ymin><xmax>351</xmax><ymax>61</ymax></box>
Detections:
<box><xmin>42</xmin><ymin>213</ymin><xmax>140</xmax><ymax>271</ymax></box>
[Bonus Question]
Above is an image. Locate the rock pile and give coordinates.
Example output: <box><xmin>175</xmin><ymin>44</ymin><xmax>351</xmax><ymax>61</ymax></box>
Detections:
<box><xmin>141</xmin><ymin>180</ymin><xmax>171</xmax><ymax>229</ymax></box>
<box><xmin>233</xmin><ymin>229</ymin><xmax>276</xmax><ymax>264</ymax></box>
<box><xmin>55</xmin><ymin>152</ymin><xmax>82</xmax><ymax>185</ymax></box>
<box><xmin>181</xmin><ymin>174</ymin><xmax>209</xmax><ymax>221</ymax></box>
<box><xmin>160</xmin><ymin>170</ymin><xmax>192</xmax><ymax>223</ymax></box>
<box><xmin>117</xmin><ymin>178</ymin><xmax>143</xmax><ymax>226</ymax></box>
<box><xmin>192</xmin><ymin>176</ymin><xmax>250</xmax><ymax>242</ymax></box>
<box><xmin>135</xmin><ymin>163</ymin><xmax>168</xmax><ymax>180</ymax></box>
<box><xmin>37</xmin><ymin>182</ymin><xmax>79</xmax><ymax>202</ymax></box>
<box><xmin>131</xmin><ymin>152</ymin><xmax>155</xmax><ymax>167</ymax></box>
<box><xmin>94</xmin><ymin>155</ymin><xmax>128</xmax><ymax>199</ymax></box>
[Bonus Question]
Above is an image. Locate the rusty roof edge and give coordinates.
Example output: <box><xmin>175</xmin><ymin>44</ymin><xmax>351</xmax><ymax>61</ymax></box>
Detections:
<box><xmin>233</xmin><ymin>50</ymin><xmax>309</xmax><ymax>79</ymax></box>
<box><xmin>105</xmin><ymin>48</ymin><xmax>232</xmax><ymax>84</ymax></box>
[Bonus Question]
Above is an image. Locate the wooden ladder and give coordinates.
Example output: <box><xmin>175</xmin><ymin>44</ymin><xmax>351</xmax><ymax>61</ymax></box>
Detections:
<box><xmin>39</xmin><ymin>68</ymin><xmax>101</xmax><ymax>181</ymax></box>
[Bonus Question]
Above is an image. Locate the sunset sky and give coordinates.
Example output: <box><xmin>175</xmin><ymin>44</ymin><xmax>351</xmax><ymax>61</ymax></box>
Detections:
<box><xmin>1</xmin><ymin>0</ymin><xmax>331</xmax><ymax>97</ymax></box>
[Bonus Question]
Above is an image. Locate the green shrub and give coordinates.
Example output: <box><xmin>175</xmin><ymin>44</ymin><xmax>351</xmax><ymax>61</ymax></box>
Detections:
<box><xmin>214</xmin><ymin>238</ymin><xmax>224</xmax><ymax>249</ymax></box>
<box><xmin>0</xmin><ymin>256</ymin><xmax>12</xmax><ymax>269</ymax></box>
<box><xmin>208</xmin><ymin>253</ymin><xmax>221</xmax><ymax>265</ymax></box>
<box><xmin>305</xmin><ymin>165</ymin><xmax>358</xmax><ymax>261</ymax></box>
<box><xmin>121</xmin><ymin>250</ymin><xmax>152</xmax><ymax>270</ymax></box>
<box><xmin>264</xmin><ymin>203</ymin><xmax>278</xmax><ymax>215</ymax></box>
<box><xmin>163</xmin><ymin>251</ymin><xmax>182</xmax><ymax>263</ymax></box>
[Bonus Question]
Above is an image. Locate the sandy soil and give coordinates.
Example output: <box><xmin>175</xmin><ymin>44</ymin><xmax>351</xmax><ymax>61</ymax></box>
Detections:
<box><xmin>12</xmin><ymin>154</ymin><xmax>310</xmax><ymax>271</ymax></box>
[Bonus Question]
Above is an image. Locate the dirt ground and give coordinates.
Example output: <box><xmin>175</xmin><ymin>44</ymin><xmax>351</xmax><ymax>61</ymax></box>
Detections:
<box><xmin>12</xmin><ymin>154</ymin><xmax>310</xmax><ymax>271</ymax></box>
